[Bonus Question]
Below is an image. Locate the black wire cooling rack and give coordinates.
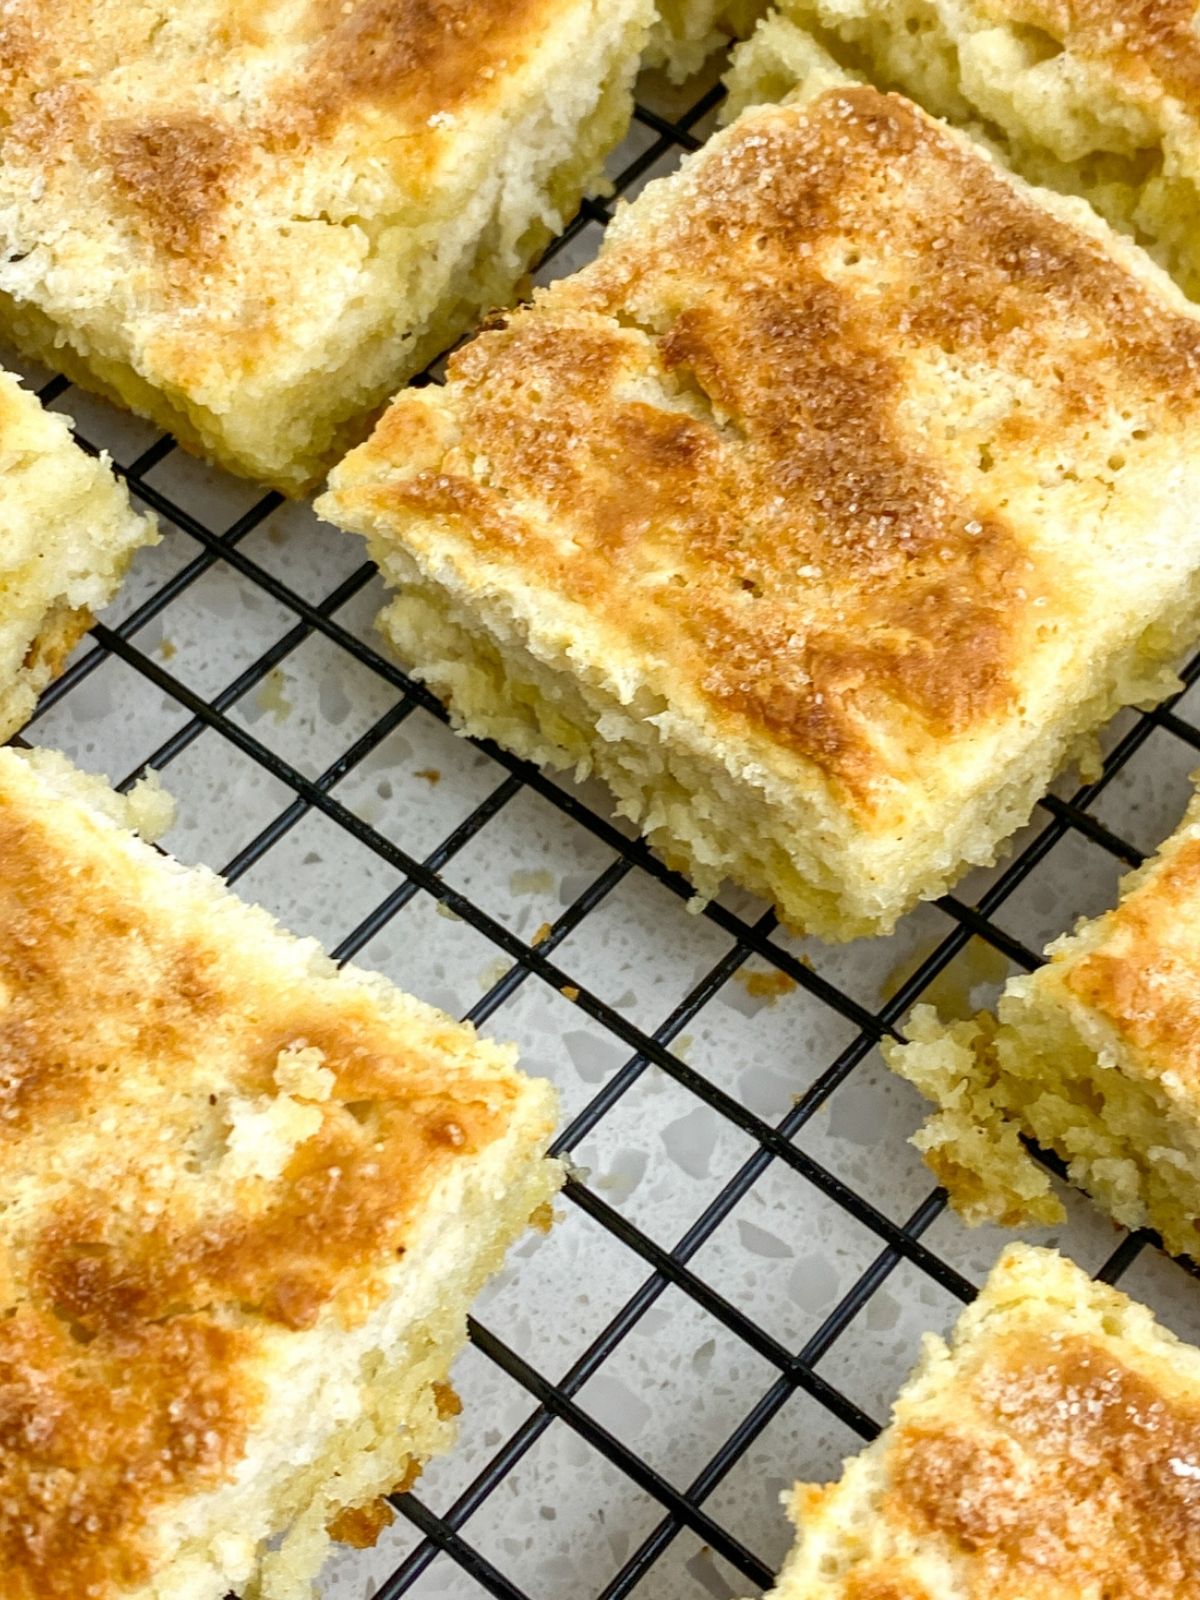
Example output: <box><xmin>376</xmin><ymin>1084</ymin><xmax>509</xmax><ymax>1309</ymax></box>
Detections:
<box><xmin>15</xmin><ymin>51</ymin><xmax>1200</xmax><ymax>1600</ymax></box>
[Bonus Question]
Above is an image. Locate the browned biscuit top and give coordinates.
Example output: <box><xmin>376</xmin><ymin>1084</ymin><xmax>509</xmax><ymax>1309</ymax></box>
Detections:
<box><xmin>1063</xmin><ymin>827</ymin><xmax>1200</xmax><ymax>1097</ymax></box>
<box><xmin>339</xmin><ymin>87</ymin><xmax>1200</xmax><ymax>820</ymax></box>
<box><xmin>878</xmin><ymin>1331</ymin><xmax>1200</xmax><ymax>1596</ymax></box>
<box><xmin>0</xmin><ymin>0</ymin><xmax>565</xmax><ymax>299</ymax></box>
<box><xmin>0</xmin><ymin>757</ymin><xmax>523</xmax><ymax>1598</ymax></box>
<box><xmin>980</xmin><ymin>0</ymin><xmax>1200</xmax><ymax>109</ymax></box>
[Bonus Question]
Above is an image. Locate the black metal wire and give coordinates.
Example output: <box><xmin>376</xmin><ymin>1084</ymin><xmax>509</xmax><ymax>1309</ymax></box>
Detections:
<box><xmin>16</xmin><ymin>57</ymin><xmax>1200</xmax><ymax>1600</ymax></box>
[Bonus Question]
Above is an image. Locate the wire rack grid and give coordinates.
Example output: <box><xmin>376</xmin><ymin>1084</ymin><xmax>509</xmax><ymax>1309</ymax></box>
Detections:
<box><xmin>14</xmin><ymin>47</ymin><xmax>1200</xmax><ymax>1600</ymax></box>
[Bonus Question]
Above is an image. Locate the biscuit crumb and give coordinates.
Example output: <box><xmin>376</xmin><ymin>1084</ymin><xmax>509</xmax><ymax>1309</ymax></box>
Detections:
<box><xmin>327</xmin><ymin>1497</ymin><xmax>396</xmax><ymax>1549</ymax></box>
<box><xmin>274</xmin><ymin>1042</ymin><xmax>335</xmax><ymax>1101</ymax></box>
<box><xmin>736</xmin><ymin>967</ymin><xmax>798</xmax><ymax>1003</ymax></box>
<box><xmin>432</xmin><ymin>1381</ymin><xmax>462</xmax><ymax>1419</ymax></box>
<box><xmin>224</xmin><ymin>1093</ymin><xmax>323</xmax><ymax>1183</ymax></box>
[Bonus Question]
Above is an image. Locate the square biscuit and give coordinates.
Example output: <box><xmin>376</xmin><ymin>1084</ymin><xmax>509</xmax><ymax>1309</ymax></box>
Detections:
<box><xmin>761</xmin><ymin>1244</ymin><xmax>1200</xmax><ymax>1598</ymax></box>
<box><xmin>320</xmin><ymin>79</ymin><xmax>1200</xmax><ymax>941</ymax></box>
<box><xmin>726</xmin><ymin>0</ymin><xmax>1200</xmax><ymax>301</ymax></box>
<box><xmin>0</xmin><ymin>0</ymin><xmax>653</xmax><ymax>492</ymax></box>
<box><xmin>890</xmin><ymin>783</ymin><xmax>1200</xmax><ymax>1256</ymax></box>
<box><xmin>0</xmin><ymin>746</ymin><xmax>561</xmax><ymax>1600</ymax></box>
<box><xmin>0</xmin><ymin>370</ymin><xmax>156</xmax><ymax>741</ymax></box>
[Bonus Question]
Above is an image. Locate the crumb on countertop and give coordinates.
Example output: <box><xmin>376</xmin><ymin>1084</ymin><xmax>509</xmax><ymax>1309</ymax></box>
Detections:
<box><xmin>736</xmin><ymin>966</ymin><xmax>798</xmax><ymax>1003</ymax></box>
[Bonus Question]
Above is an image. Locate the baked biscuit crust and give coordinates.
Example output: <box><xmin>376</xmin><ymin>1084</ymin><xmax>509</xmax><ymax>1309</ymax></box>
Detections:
<box><xmin>0</xmin><ymin>748</ymin><xmax>559</xmax><ymax>1599</ymax></box>
<box><xmin>0</xmin><ymin>0</ymin><xmax>652</xmax><ymax>489</ymax></box>
<box><xmin>1063</xmin><ymin>830</ymin><xmax>1200</xmax><ymax>1104</ymax></box>
<box><xmin>388</xmin><ymin>83</ymin><xmax>1200</xmax><ymax>804</ymax></box>
<box><xmin>322</xmin><ymin>83</ymin><xmax>1200</xmax><ymax>936</ymax></box>
<box><xmin>764</xmin><ymin>1245</ymin><xmax>1200</xmax><ymax>1598</ymax></box>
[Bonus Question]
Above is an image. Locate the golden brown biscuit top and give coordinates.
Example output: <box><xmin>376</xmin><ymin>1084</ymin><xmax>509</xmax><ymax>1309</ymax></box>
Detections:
<box><xmin>0</xmin><ymin>761</ymin><xmax>525</xmax><ymax>1599</ymax></box>
<box><xmin>1062</xmin><ymin>827</ymin><xmax>1200</xmax><ymax>1101</ymax></box>
<box><xmin>876</xmin><ymin>1331</ymin><xmax>1200</xmax><ymax>1597</ymax></box>
<box><xmin>981</xmin><ymin>0</ymin><xmax>1200</xmax><ymax>112</ymax></box>
<box><xmin>0</xmin><ymin>0</ymin><xmax>561</xmax><ymax>265</ymax></box>
<box><xmin>841</xmin><ymin>1579</ymin><xmax>931</xmax><ymax>1600</ymax></box>
<box><xmin>342</xmin><ymin>87</ymin><xmax>1200</xmax><ymax>821</ymax></box>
